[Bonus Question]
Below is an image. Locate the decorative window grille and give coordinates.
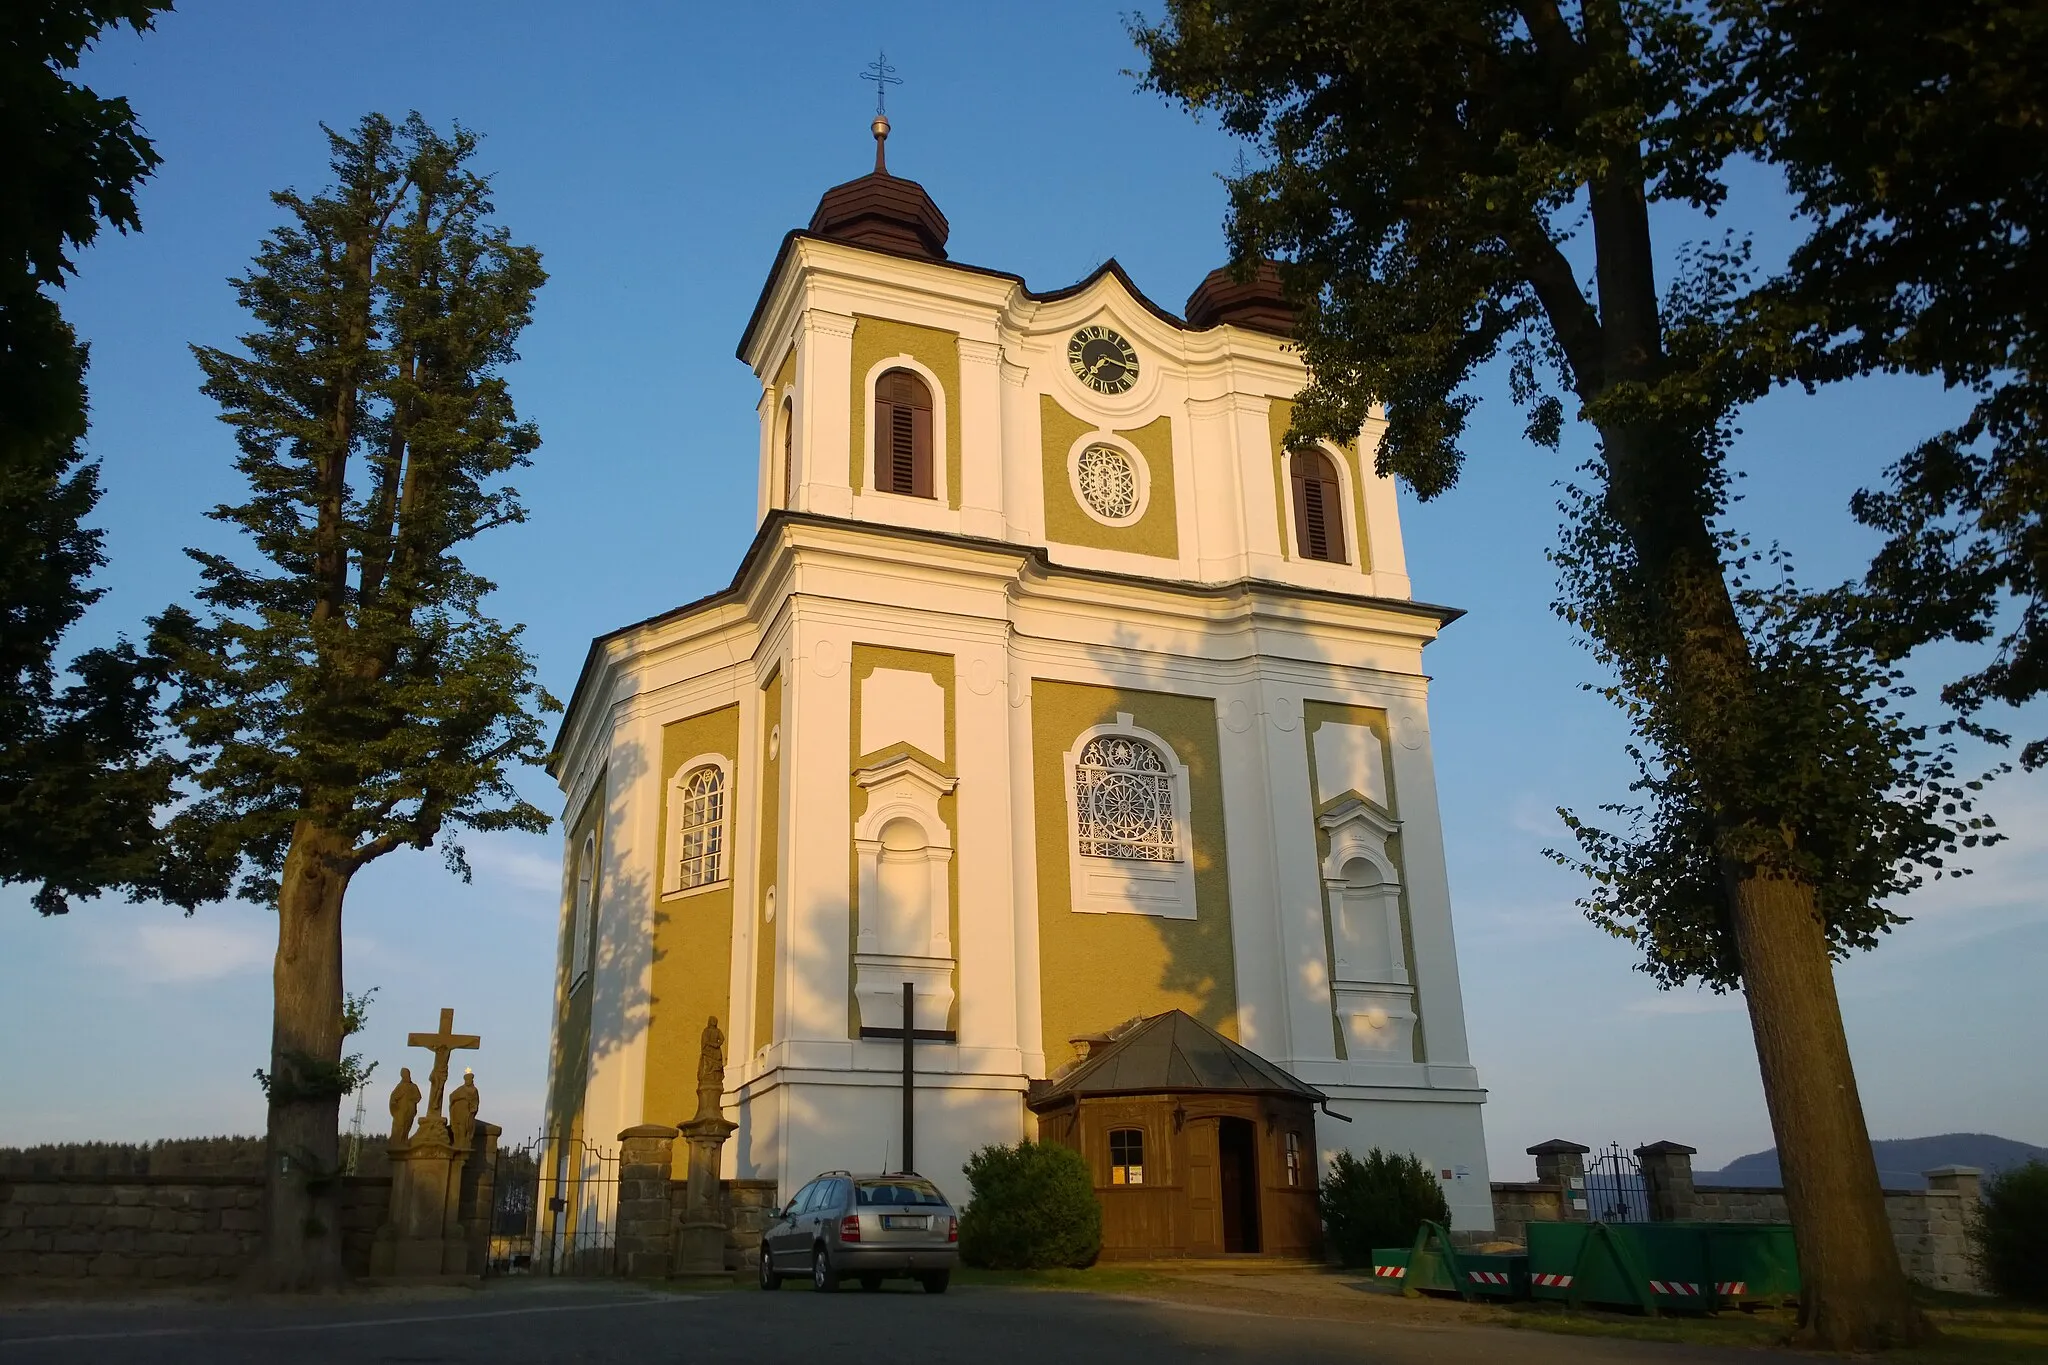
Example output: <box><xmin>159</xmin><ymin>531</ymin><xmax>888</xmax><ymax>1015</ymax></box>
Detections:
<box><xmin>1284</xmin><ymin>1131</ymin><xmax>1304</xmax><ymax>1188</ymax></box>
<box><xmin>874</xmin><ymin>368</ymin><xmax>934</xmax><ymax>498</ymax></box>
<box><xmin>1077</xmin><ymin>444</ymin><xmax>1139</xmax><ymax>520</ymax></box>
<box><xmin>1110</xmin><ymin>1128</ymin><xmax>1145</xmax><ymax>1186</ymax></box>
<box><xmin>1290</xmin><ymin>448</ymin><xmax>1347</xmax><ymax>562</ymax></box>
<box><xmin>676</xmin><ymin>766</ymin><xmax>726</xmax><ymax>889</ymax></box>
<box><xmin>1074</xmin><ymin>735</ymin><xmax>1177</xmax><ymax>861</ymax></box>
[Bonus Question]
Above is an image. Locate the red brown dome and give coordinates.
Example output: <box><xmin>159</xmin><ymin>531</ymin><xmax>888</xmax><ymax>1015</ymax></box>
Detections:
<box><xmin>808</xmin><ymin>116</ymin><xmax>949</xmax><ymax>261</ymax></box>
<box><xmin>1185</xmin><ymin>260</ymin><xmax>1296</xmax><ymax>336</ymax></box>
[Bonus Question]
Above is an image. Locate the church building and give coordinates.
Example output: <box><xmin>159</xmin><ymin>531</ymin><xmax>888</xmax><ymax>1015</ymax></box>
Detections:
<box><xmin>543</xmin><ymin>112</ymin><xmax>1494</xmax><ymax>1242</ymax></box>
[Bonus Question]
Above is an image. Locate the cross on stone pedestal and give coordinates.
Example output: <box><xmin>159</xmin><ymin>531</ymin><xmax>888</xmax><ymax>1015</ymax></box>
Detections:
<box><xmin>408</xmin><ymin>1007</ymin><xmax>480</xmax><ymax>1125</ymax></box>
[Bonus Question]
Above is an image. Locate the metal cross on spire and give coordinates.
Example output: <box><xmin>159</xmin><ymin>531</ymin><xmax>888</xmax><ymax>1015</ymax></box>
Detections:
<box><xmin>861</xmin><ymin>50</ymin><xmax>902</xmax><ymax>117</ymax></box>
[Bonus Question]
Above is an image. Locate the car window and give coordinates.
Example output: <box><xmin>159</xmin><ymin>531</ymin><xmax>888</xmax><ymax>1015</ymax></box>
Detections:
<box><xmin>855</xmin><ymin>1178</ymin><xmax>947</xmax><ymax>1207</ymax></box>
<box><xmin>824</xmin><ymin>1178</ymin><xmax>851</xmax><ymax>1209</ymax></box>
<box><xmin>787</xmin><ymin>1181</ymin><xmax>817</xmax><ymax>1216</ymax></box>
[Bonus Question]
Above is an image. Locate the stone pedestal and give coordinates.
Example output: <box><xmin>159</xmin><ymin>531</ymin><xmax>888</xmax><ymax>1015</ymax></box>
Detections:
<box><xmin>1528</xmin><ymin>1138</ymin><xmax>1590</xmax><ymax>1220</ymax></box>
<box><xmin>616</xmin><ymin>1124</ymin><xmax>679</xmax><ymax>1279</ymax></box>
<box><xmin>1636</xmin><ymin>1140</ymin><xmax>1698</xmax><ymax>1222</ymax></box>
<box><xmin>674</xmin><ymin>1115</ymin><xmax>737</xmax><ymax>1276</ymax></box>
<box><xmin>1925</xmin><ymin>1165</ymin><xmax>1983</xmax><ymax>1201</ymax></box>
<box><xmin>370</xmin><ymin>1117</ymin><xmax>472</xmax><ymax>1277</ymax></box>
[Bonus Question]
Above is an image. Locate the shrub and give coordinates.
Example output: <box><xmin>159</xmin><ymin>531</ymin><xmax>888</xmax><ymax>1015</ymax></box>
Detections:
<box><xmin>1319</xmin><ymin>1148</ymin><xmax>1450</xmax><ymax>1267</ymax></box>
<box><xmin>1974</xmin><ymin>1160</ymin><xmax>2048</xmax><ymax>1304</ymax></box>
<box><xmin>957</xmin><ymin>1140</ymin><xmax>1102</xmax><ymax>1269</ymax></box>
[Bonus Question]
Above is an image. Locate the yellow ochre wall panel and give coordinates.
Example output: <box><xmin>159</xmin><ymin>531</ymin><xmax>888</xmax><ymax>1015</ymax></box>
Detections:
<box><xmin>1268</xmin><ymin>399</ymin><xmax>1372</xmax><ymax>572</ymax></box>
<box><xmin>849</xmin><ymin>316</ymin><xmax>963</xmax><ymax>509</ymax></box>
<box><xmin>549</xmin><ymin>773</ymin><xmax>606</xmax><ymax>1139</ymax></box>
<box><xmin>1039</xmin><ymin>395</ymin><xmax>1180</xmax><ymax>559</ymax></box>
<box><xmin>644</xmin><ymin>705</ymin><xmax>740</xmax><ymax>1127</ymax></box>
<box><xmin>1031</xmin><ymin>680</ymin><xmax>1236</xmax><ymax>1066</ymax></box>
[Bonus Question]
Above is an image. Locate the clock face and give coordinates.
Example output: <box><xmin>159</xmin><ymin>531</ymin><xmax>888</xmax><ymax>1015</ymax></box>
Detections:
<box><xmin>1067</xmin><ymin>325</ymin><xmax>1140</xmax><ymax>395</ymax></box>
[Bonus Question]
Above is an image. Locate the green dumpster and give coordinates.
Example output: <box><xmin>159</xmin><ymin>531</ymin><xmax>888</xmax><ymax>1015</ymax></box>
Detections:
<box><xmin>1379</xmin><ymin>1222</ymin><xmax>1529</xmax><ymax>1300</ymax></box>
<box><xmin>1528</xmin><ymin>1220</ymin><xmax>1801</xmax><ymax>1313</ymax></box>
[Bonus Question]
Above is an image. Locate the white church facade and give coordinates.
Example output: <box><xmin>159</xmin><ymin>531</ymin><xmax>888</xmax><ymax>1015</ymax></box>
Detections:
<box><xmin>543</xmin><ymin>118</ymin><xmax>1494</xmax><ymax>1233</ymax></box>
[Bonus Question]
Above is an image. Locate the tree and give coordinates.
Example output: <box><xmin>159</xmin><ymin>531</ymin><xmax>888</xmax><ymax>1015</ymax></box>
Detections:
<box><xmin>1727</xmin><ymin>1</ymin><xmax>2048</xmax><ymax>769</ymax></box>
<box><xmin>151</xmin><ymin>112</ymin><xmax>554</xmax><ymax>1289</ymax></box>
<box><xmin>1318</xmin><ymin>1148</ymin><xmax>1450</xmax><ymax>1267</ymax></box>
<box><xmin>1135</xmin><ymin>2</ymin><xmax>1989</xmax><ymax>1348</ymax></box>
<box><xmin>1</xmin><ymin>1</ymin><xmax>183</xmax><ymax>914</ymax></box>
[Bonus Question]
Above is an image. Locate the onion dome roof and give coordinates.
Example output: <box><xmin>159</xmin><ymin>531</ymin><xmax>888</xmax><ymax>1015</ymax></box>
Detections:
<box><xmin>1185</xmin><ymin>259</ymin><xmax>1296</xmax><ymax>336</ymax></box>
<box><xmin>808</xmin><ymin>114</ymin><xmax>949</xmax><ymax>261</ymax></box>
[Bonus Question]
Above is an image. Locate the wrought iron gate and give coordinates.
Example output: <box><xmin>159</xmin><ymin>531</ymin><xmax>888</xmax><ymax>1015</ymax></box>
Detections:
<box><xmin>486</xmin><ymin>1130</ymin><xmax>620</xmax><ymax>1276</ymax></box>
<box><xmin>1584</xmin><ymin>1141</ymin><xmax>1650</xmax><ymax>1223</ymax></box>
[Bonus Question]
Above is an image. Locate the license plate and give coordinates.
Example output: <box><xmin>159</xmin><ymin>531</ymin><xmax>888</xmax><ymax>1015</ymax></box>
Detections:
<box><xmin>881</xmin><ymin>1215</ymin><xmax>928</xmax><ymax>1230</ymax></box>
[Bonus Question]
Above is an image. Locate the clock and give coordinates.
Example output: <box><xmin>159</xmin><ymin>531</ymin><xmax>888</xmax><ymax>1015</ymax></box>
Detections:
<box><xmin>1067</xmin><ymin>325</ymin><xmax>1139</xmax><ymax>395</ymax></box>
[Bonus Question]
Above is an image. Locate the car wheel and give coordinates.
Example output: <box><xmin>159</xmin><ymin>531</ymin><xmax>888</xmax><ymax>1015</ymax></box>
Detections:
<box><xmin>758</xmin><ymin>1244</ymin><xmax>781</xmax><ymax>1291</ymax></box>
<box><xmin>921</xmin><ymin>1270</ymin><xmax>950</xmax><ymax>1294</ymax></box>
<box><xmin>859</xmin><ymin>1274</ymin><xmax>883</xmax><ymax>1292</ymax></box>
<box><xmin>812</xmin><ymin>1246</ymin><xmax>839</xmax><ymax>1293</ymax></box>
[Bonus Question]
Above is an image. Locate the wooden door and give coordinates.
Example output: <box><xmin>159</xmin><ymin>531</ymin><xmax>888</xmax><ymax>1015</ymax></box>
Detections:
<box><xmin>1186</xmin><ymin>1118</ymin><xmax>1222</xmax><ymax>1254</ymax></box>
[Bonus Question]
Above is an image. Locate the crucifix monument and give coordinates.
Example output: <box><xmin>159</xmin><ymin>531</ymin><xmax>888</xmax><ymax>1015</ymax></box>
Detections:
<box><xmin>371</xmin><ymin>1006</ymin><xmax>490</xmax><ymax>1279</ymax></box>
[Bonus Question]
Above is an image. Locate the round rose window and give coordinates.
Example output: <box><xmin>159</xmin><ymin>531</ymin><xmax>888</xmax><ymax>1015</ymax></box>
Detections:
<box><xmin>1076</xmin><ymin>444</ymin><xmax>1139</xmax><ymax>520</ymax></box>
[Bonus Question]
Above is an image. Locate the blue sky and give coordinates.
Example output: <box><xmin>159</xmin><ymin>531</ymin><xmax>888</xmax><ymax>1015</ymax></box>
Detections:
<box><xmin>3</xmin><ymin>0</ymin><xmax>2040</xmax><ymax>1179</ymax></box>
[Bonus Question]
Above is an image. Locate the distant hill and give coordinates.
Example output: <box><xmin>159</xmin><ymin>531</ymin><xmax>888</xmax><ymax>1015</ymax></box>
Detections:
<box><xmin>1698</xmin><ymin>1133</ymin><xmax>2047</xmax><ymax>1191</ymax></box>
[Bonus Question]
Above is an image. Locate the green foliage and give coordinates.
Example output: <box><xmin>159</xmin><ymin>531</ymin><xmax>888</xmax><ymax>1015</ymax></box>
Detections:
<box><xmin>149</xmin><ymin>112</ymin><xmax>557</xmax><ymax>903</ymax></box>
<box><xmin>1318</xmin><ymin>1148</ymin><xmax>1449</xmax><ymax>1267</ymax></box>
<box><xmin>256</xmin><ymin>987</ymin><xmax>380</xmax><ymax>1101</ymax></box>
<box><xmin>1724</xmin><ymin>1</ymin><xmax>2048</xmax><ymax>769</ymax></box>
<box><xmin>1975</xmin><ymin>1162</ymin><xmax>2048</xmax><ymax>1304</ymax></box>
<box><xmin>1</xmin><ymin>1</ymin><xmax>182</xmax><ymax>914</ymax></box>
<box><xmin>957</xmin><ymin>1141</ymin><xmax>1102</xmax><ymax>1270</ymax></box>
<box><xmin>1133</xmin><ymin>1</ymin><xmax>1993</xmax><ymax>994</ymax></box>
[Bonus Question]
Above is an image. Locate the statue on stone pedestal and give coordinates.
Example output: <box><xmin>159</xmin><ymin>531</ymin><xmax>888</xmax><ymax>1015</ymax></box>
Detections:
<box><xmin>388</xmin><ymin>1067</ymin><xmax>422</xmax><ymax>1143</ymax></box>
<box><xmin>694</xmin><ymin>1015</ymin><xmax>726</xmax><ymax>1121</ymax></box>
<box><xmin>449</xmin><ymin>1067</ymin><xmax>480</xmax><ymax>1154</ymax></box>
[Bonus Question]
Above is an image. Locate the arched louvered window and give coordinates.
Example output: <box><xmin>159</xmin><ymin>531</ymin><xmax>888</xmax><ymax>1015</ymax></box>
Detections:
<box><xmin>570</xmin><ymin>832</ymin><xmax>597</xmax><ymax>986</ymax></box>
<box><xmin>779</xmin><ymin>396</ymin><xmax>795</xmax><ymax>506</ymax></box>
<box><xmin>874</xmin><ymin>368</ymin><xmax>934</xmax><ymax>498</ymax></box>
<box><xmin>1290</xmin><ymin>448</ymin><xmax>1347</xmax><ymax>563</ymax></box>
<box><xmin>675</xmin><ymin>765</ymin><xmax>726</xmax><ymax>890</ymax></box>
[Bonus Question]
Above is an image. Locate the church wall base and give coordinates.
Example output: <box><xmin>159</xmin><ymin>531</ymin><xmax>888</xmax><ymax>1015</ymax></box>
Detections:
<box><xmin>1315</xmin><ymin>1092</ymin><xmax>1492</xmax><ymax>1232</ymax></box>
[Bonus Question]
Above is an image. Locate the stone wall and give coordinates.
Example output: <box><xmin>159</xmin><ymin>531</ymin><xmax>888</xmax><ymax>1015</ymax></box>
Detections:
<box><xmin>0</xmin><ymin>1174</ymin><xmax>391</xmax><ymax>1284</ymax></box>
<box><xmin>662</xmin><ymin>1178</ymin><xmax>779</xmax><ymax>1271</ymax></box>
<box><xmin>1489</xmin><ymin>1141</ymin><xmax>1986</xmax><ymax>1296</ymax></box>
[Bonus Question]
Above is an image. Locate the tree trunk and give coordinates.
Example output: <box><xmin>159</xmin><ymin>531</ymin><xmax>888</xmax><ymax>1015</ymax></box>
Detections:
<box><xmin>1730</xmin><ymin>870</ymin><xmax>1925</xmax><ymax>1348</ymax></box>
<box><xmin>261</xmin><ymin>818</ymin><xmax>353</xmax><ymax>1290</ymax></box>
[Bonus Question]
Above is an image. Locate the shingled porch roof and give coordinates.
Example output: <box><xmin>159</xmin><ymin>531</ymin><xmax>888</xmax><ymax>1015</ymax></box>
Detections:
<box><xmin>1028</xmin><ymin>1010</ymin><xmax>1326</xmax><ymax>1110</ymax></box>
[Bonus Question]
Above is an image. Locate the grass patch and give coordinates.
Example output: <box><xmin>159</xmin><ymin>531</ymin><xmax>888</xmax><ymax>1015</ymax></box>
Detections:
<box><xmin>1495</xmin><ymin>1289</ymin><xmax>2048</xmax><ymax>1362</ymax></box>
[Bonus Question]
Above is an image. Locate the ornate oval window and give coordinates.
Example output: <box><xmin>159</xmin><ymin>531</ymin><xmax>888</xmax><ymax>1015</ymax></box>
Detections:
<box><xmin>1075</xmin><ymin>443</ymin><xmax>1140</xmax><ymax>522</ymax></box>
<box><xmin>1074</xmin><ymin>735</ymin><xmax>1177</xmax><ymax>861</ymax></box>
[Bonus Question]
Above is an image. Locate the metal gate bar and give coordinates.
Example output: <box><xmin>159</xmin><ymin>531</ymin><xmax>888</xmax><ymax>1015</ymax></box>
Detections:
<box><xmin>487</xmin><ymin>1131</ymin><xmax>620</xmax><ymax>1276</ymax></box>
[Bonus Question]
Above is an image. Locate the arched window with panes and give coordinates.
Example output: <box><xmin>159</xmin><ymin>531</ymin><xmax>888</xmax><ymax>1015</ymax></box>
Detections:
<box><xmin>1290</xmin><ymin>447</ymin><xmax>1347</xmax><ymax>563</ymax></box>
<box><xmin>672</xmin><ymin>764</ymin><xmax>726</xmax><ymax>892</ymax></box>
<box><xmin>874</xmin><ymin>368</ymin><xmax>934</xmax><ymax>498</ymax></box>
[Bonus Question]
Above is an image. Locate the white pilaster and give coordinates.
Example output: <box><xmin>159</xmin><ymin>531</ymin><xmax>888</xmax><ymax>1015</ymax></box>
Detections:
<box><xmin>782</xmin><ymin>610</ymin><xmax>854</xmax><ymax>1049</ymax></box>
<box><xmin>1215</xmin><ymin>688</ymin><xmax>1287</xmax><ymax>1058</ymax></box>
<box><xmin>1256</xmin><ymin>677</ymin><xmax>1340</xmax><ymax>1067</ymax></box>
<box><xmin>954</xmin><ymin>641</ymin><xmax>1022</xmax><ymax>1071</ymax></box>
<box><xmin>957</xmin><ymin>337</ymin><xmax>1005</xmax><ymax>539</ymax></box>
<box><xmin>1385</xmin><ymin>693</ymin><xmax>1476</xmax><ymax>1081</ymax></box>
<box><xmin>581</xmin><ymin>702</ymin><xmax>663</xmax><ymax>1143</ymax></box>
<box><xmin>799</xmin><ymin>309</ymin><xmax>856</xmax><ymax>519</ymax></box>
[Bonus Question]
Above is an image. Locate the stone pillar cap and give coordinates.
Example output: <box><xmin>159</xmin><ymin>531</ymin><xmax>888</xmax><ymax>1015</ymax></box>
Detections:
<box><xmin>1635</xmin><ymin>1140</ymin><xmax>1698</xmax><ymax>1156</ymax></box>
<box><xmin>1924</xmin><ymin>1164</ymin><xmax>1982</xmax><ymax>1176</ymax></box>
<box><xmin>1527</xmin><ymin>1138</ymin><xmax>1591</xmax><ymax>1155</ymax></box>
<box><xmin>619</xmin><ymin>1123</ymin><xmax>680</xmax><ymax>1140</ymax></box>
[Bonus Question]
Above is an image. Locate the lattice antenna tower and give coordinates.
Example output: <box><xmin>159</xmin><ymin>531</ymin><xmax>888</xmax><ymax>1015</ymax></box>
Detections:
<box><xmin>343</xmin><ymin>1088</ymin><xmax>367</xmax><ymax>1176</ymax></box>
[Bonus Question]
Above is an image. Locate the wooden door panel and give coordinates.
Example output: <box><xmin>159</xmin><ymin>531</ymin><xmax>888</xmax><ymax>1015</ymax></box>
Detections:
<box><xmin>1187</xmin><ymin>1119</ymin><xmax>1221</xmax><ymax>1254</ymax></box>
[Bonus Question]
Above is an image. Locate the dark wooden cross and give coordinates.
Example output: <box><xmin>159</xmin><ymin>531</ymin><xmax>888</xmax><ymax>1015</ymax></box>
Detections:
<box><xmin>408</xmin><ymin>1007</ymin><xmax>480</xmax><ymax>1120</ymax></box>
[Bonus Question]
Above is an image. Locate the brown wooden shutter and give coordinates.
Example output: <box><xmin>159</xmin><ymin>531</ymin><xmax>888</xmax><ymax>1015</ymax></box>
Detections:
<box><xmin>1290</xmin><ymin>450</ymin><xmax>1346</xmax><ymax>562</ymax></box>
<box><xmin>875</xmin><ymin>369</ymin><xmax>935</xmax><ymax>498</ymax></box>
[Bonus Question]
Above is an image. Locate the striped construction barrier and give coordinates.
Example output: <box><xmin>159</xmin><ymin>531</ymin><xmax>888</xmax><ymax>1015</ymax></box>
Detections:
<box><xmin>1374</xmin><ymin>1264</ymin><xmax>1406</xmax><ymax>1279</ymax></box>
<box><xmin>1650</xmin><ymin>1280</ymin><xmax>1702</xmax><ymax>1298</ymax></box>
<box><xmin>1468</xmin><ymin>1270</ymin><xmax>1513</xmax><ymax>1286</ymax></box>
<box><xmin>1715</xmin><ymin>1281</ymin><xmax>1748</xmax><ymax>1297</ymax></box>
<box><xmin>1531</xmin><ymin>1273</ymin><xmax>1573</xmax><ymax>1288</ymax></box>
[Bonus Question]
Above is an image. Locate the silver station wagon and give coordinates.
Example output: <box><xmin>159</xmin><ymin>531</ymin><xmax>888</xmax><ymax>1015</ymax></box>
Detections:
<box><xmin>758</xmin><ymin>1171</ymin><xmax>960</xmax><ymax>1293</ymax></box>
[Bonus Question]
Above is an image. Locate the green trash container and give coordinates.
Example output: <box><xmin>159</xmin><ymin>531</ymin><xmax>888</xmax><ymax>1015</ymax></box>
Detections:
<box><xmin>1380</xmin><ymin>1222</ymin><xmax>1529</xmax><ymax>1300</ymax></box>
<box><xmin>1370</xmin><ymin>1247</ymin><xmax>1410</xmax><ymax>1286</ymax></box>
<box><xmin>1699</xmin><ymin>1222</ymin><xmax>1800</xmax><ymax>1305</ymax></box>
<box><xmin>1527</xmin><ymin>1220</ymin><xmax>1802</xmax><ymax>1313</ymax></box>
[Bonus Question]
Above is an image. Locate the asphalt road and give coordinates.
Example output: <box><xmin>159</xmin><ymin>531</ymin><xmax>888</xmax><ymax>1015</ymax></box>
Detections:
<box><xmin>0</xmin><ymin>1279</ymin><xmax>1792</xmax><ymax>1364</ymax></box>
